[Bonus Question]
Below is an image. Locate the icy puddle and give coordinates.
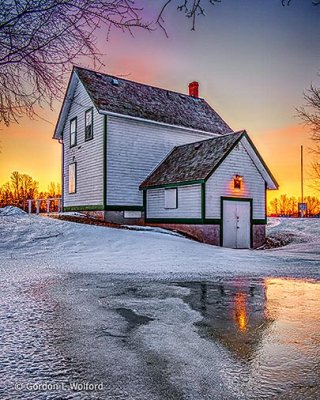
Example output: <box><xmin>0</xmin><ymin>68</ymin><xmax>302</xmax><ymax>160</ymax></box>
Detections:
<box><xmin>1</xmin><ymin>269</ymin><xmax>319</xmax><ymax>400</ymax></box>
<box><xmin>176</xmin><ymin>278</ymin><xmax>320</xmax><ymax>399</ymax></box>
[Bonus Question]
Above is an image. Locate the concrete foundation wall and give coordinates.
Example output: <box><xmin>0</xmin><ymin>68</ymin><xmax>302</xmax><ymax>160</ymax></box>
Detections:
<box><xmin>252</xmin><ymin>225</ymin><xmax>266</xmax><ymax>248</ymax></box>
<box><xmin>79</xmin><ymin>211</ymin><xmax>266</xmax><ymax>248</ymax></box>
<box><xmin>140</xmin><ymin>223</ymin><xmax>221</xmax><ymax>245</ymax></box>
<box><xmin>104</xmin><ymin>210</ymin><xmax>145</xmax><ymax>226</ymax></box>
<box><xmin>77</xmin><ymin>210</ymin><xmax>105</xmax><ymax>220</ymax></box>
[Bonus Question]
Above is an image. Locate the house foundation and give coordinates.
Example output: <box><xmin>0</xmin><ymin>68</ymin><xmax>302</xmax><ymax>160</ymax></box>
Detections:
<box><xmin>252</xmin><ymin>225</ymin><xmax>266</xmax><ymax>248</ymax></box>
<box><xmin>72</xmin><ymin>210</ymin><xmax>266</xmax><ymax>248</ymax></box>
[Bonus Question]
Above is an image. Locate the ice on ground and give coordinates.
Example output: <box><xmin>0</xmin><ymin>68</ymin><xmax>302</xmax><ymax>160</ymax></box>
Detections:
<box><xmin>0</xmin><ymin>206</ymin><xmax>27</xmax><ymax>217</ymax></box>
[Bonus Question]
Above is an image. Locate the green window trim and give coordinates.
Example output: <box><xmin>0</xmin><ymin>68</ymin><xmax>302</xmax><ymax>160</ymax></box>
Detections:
<box><xmin>85</xmin><ymin>107</ymin><xmax>94</xmax><ymax>141</ymax></box>
<box><xmin>164</xmin><ymin>187</ymin><xmax>178</xmax><ymax>209</ymax></box>
<box><xmin>103</xmin><ymin>115</ymin><xmax>107</xmax><ymax>207</ymax></box>
<box><xmin>70</xmin><ymin>117</ymin><xmax>77</xmax><ymax>148</ymax></box>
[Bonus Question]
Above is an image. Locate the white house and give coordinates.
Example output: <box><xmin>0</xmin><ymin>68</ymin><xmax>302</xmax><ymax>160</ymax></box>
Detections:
<box><xmin>53</xmin><ymin>67</ymin><xmax>278</xmax><ymax>248</ymax></box>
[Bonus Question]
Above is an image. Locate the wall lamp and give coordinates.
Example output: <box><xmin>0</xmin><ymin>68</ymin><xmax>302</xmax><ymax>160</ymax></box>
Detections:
<box><xmin>234</xmin><ymin>175</ymin><xmax>243</xmax><ymax>190</ymax></box>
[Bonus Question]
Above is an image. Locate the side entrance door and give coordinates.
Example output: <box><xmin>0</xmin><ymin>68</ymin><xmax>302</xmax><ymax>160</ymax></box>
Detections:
<box><xmin>222</xmin><ymin>199</ymin><xmax>251</xmax><ymax>248</ymax></box>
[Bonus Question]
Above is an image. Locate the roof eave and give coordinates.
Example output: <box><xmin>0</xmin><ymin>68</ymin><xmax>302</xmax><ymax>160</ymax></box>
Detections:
<box><xmin>242</xmin><ymin>132</ymin><xmax>279</xmax><ymax>190</ymax></box>
<box><xmin>99</xmin><ymin>110</ymin><xmax>224</xmax><ymax>137</ymax></box>
<box><xmin>52</xmin><ymin>68</ymin><xmax>79</xmax><ymax>140</ymax></box>
<box><xmin>140</xmin><ymin>179</ymin><xmax>205</xmax><ymax>190</ymax></box>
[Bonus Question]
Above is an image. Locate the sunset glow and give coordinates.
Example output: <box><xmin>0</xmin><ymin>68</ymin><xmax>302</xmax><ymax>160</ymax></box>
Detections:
<box><xmin>0</xmin><ymin>1</ymin><xmax>319</xmax><ymax>204</ymax></box>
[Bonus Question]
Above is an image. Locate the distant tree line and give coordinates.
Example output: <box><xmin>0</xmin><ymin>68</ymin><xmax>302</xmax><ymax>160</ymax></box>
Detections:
<box><xmin>269</xmin><ymin>194</ymin><xmax>320</xmax><ymax>217</ymax></box>
<box><xmin>0</xmin><ymin>171</ymin><xmax>61</xmax><ymax>212</ymax></box>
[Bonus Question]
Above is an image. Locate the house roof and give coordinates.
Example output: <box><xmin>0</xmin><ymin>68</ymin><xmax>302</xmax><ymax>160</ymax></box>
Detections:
<box><xmin>73</xmin><ymin>67</ymin><xmax>232</xmax><ymax>135</ymax></box>
<box><xmin>140</xmin><ymin>131</ymin><xmax>279</xmax><ymax>190</ymax></box>
<box><xmin>140</xmin><ymin>131</ymin><xmax>244</xmax><ymax>189</ymax></box>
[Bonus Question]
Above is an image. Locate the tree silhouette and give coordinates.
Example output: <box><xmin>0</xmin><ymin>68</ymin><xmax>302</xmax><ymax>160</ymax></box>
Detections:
<box><xmin>297</xmin><ymin>85</ymin><xmax>320</xmax><ymax>192</ymax></box>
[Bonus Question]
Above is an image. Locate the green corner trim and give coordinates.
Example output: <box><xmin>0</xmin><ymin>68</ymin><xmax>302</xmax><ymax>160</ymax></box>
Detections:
<box><xmin>103</xmin><ymin>115</ymin><xmax>107</xmax><ymax>208</ymax></box>
<box><xmin>63</xmin><ymin>205</ymin><xmax>104</xmax><ymax>212</ymax></box>
<box><xmin>143</xmin><ymin>190</ymin><xmax>147</xmax><ymax>218</ymax></box>
<box><xmin>201</xmin><ymin>182</ymin><xmax>206</xmax><ymax>223</ymax></box>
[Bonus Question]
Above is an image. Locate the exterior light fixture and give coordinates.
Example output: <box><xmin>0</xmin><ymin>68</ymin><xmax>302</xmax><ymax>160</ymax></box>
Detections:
<box><xmin>234</xmin><ymin>175</ymin><xmax>243</xmax><ymax>190</ymax></box>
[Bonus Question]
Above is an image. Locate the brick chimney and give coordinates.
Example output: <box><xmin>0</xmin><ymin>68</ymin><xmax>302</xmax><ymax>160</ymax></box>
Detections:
<box><xmin>188</xmin><ymin>81</ymin><xmax>199</xmax><ymax>98</ymax></box>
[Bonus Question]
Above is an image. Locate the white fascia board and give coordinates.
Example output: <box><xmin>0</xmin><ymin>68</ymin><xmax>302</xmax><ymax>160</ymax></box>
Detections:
<box><xmin>99</xmin><ymin>110</ymin><xmax>223</xmax><ymax>137</ymax></box>
<box><xmin>52</xmin><ymin>72</ymin><xmax>79</xmax><ymax>140</ymax></box>
<box><xmin>241</xmin><ymin>136</ymin><xmax>278</xmax><ymax>190</ymax></box>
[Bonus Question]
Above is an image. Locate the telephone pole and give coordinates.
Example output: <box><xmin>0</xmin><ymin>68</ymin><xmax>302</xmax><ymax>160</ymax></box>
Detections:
<box><xmin>301</xmin><ymin>145</ymin><xmax>304</xmax><ymax>204</ymax></box>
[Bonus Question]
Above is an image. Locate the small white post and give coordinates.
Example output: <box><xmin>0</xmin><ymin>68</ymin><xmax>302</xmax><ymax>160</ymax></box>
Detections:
<box><xmin>46</xmin><ymin>199</ymin><xmax>50</xmax><ymax>213</ymax></box>
<box><xmin>36</xmin><ymin>200</ymin><xmax>40</xmax><ymax>215</ymax></box>
<box><xmin>28</xmin><ymin>200</ymin><xmax>32</xmax><ymax>214</ymax></box>
<box><xmin>58</xmin><ymin>198</ymin><xmax>62</xmax><ymax>213</ymax></box>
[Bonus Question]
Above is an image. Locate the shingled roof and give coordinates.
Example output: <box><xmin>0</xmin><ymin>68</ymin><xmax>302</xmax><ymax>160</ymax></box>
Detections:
<box><xmin>74</xmin><ymin>67</ymin><xmax>232</xmax><ymax>134</ymax></box>
<box><xmin>140</xmin><ymin>131</ymin><xmax>245</xmax><ymax>189</ymax></box>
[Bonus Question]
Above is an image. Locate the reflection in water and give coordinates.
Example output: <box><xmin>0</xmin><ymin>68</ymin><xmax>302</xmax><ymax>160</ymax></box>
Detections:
<box><xmin>234</xmin><ymin>292</ymin><xmax>247</xmax><ymax>332</ymax></box>
<box><xmin>178</xmin><ymin>278</ymin><xmax>320</xmax><ymax>399</ymax></box>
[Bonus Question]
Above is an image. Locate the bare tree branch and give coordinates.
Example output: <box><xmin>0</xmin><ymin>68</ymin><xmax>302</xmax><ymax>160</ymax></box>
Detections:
<box><xmin>0</xmin><ymin>0</ymin><xmax>150</xmax><ymax>126</ymax></box>
<box><xmin>0</xmin><ymin>0</ymin><xmax>319</xmax><ymax>125</ymax></box>
<box><xmin>297</xmin><ymin>85</ymin><xmax>320</xmax><ymax>191</ymax></box>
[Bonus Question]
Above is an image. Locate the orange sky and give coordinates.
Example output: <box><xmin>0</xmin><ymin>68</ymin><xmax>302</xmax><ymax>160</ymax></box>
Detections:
<box><xmin>0</xmin><ymin>107</ymin><xmax>315</xmax><ymax>203</ymax></box>
<box><xmin>0</xmin><ymin>1</ymin><xmax>319</xmax><ymax>204</ymax></box>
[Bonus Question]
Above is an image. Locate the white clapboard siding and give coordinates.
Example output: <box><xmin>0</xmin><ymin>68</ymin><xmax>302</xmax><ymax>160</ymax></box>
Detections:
<box><xmin>147</xmin><ymin>185</ymin><xmax>201</xmax><ymax>219</ymax></box>
<box><xmin>106</xmin><ymin>116</ymin><xmax>216</xmax><ymax>206</ymax></box>
<box><xmin>205</xmin><ymin>140</ymin><xmax>265</xmax><ymax>219</ymax></box>
<box><xmin>63</xmin><ymin>80</ymin><xmax>104</xmax><ymax>207</ymax></box>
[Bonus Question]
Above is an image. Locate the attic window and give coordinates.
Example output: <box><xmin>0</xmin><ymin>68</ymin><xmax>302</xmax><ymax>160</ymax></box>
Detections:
<box><xmin>194</xmin><ymin>142</ymin><xmax>203</xmax><ymax>150</ymax></box>
<box><xmin>85</xmin><ymin>108</ymin><xmax>93</xmax><ymax>141</ymax></box>
<box><xmin>111</xmin><ymin>78</ymin><xmax>119</xmax><ymax>86</ymax></box>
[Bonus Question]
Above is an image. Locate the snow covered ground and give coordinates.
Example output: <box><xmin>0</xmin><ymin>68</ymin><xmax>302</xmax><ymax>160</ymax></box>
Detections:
<box><xmin>0</xmin><ymin>208</ymin><xmax>319</xmax><ymax>399</ymax></box>
<box><xmin>0</xmin><ymin>207</ymin><xmax>319</xmax><ymax>279</ymax></box>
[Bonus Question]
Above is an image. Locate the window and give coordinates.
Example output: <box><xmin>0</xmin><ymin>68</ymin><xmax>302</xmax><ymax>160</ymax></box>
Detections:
<box><xmin>164</xmin><ymin>188</ymin><xmax>177</xmax><ymax>209</ymax></box>
<box><xmin>69</xmin><ymin>163</ymin><xmax>76</xmax><ymax>194</ymax></box>
<box><xmin>85</xmin><ymin>108</ymin><xmax>93</xmax><ymax>141</ymax></box>
<box><xmin>70</xmin><ymin>118</ymin><xmax>77</xmax><ymax>147</ymax></box>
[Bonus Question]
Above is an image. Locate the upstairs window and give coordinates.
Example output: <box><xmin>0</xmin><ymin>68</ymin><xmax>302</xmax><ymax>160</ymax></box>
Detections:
<box><xmin>164</xmin><ymin>188</ymin><xmax>177</xmax><ymax>209</ymax></box>
<box><xmin>69</xmin><ymin>163</ymin><xmax>76</xmax><ymax>194</ymax></box>
<box><xmin>85</xmin><ymin>108</ymin><xmax>93</xmax><ymax>141</ymax></box>
<box><xmin>70</xmin><ymin>118</ymin><xmax>77</xmax><ymax>147</ymax></box>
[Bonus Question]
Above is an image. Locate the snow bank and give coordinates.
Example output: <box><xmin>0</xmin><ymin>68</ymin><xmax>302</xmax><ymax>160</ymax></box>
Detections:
<box><xmin>0</xmin><ymin>214</ymin><xmax>319</xmax><ymax>278</ymax></box>
<box><xmin>123</xmin><ymin>225</ymin><xmax>183</xmax><ymax>237</ymax></box>
<box><xmin>0</xmin><ymin>206</ymin><xmax>27</xmax><ymax>217</ymax></box>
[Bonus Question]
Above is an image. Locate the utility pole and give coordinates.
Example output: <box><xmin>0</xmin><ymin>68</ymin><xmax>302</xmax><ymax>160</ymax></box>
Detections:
<box><xmin>299</xmin><ymin>145</ymin><xmax>306</xmax><ymax>218</ymax></box>
<box><xmin>301</xmin><ymin>145</ymin><xmax>304</xmax><ymax>204</ymax></box>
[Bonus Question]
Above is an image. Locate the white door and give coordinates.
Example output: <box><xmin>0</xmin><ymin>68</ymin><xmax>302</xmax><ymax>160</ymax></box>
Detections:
<box><xmin>223</xmin><ymin>200</ymin><xmax>251</xmax><ymax>249</ymax></box>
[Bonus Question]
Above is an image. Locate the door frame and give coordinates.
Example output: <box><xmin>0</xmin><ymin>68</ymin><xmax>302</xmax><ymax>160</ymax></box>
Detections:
<box><xmin>220</xmin><ymin>197</ymin><xmax>253</xmax><ymax>248</ymax></box>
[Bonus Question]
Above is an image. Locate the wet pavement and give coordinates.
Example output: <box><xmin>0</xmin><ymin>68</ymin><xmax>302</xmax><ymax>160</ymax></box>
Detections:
<box><xmin>1</xmin><ymin>267</ymin><xmax>319</xmax><ymax>399</ymax></box>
